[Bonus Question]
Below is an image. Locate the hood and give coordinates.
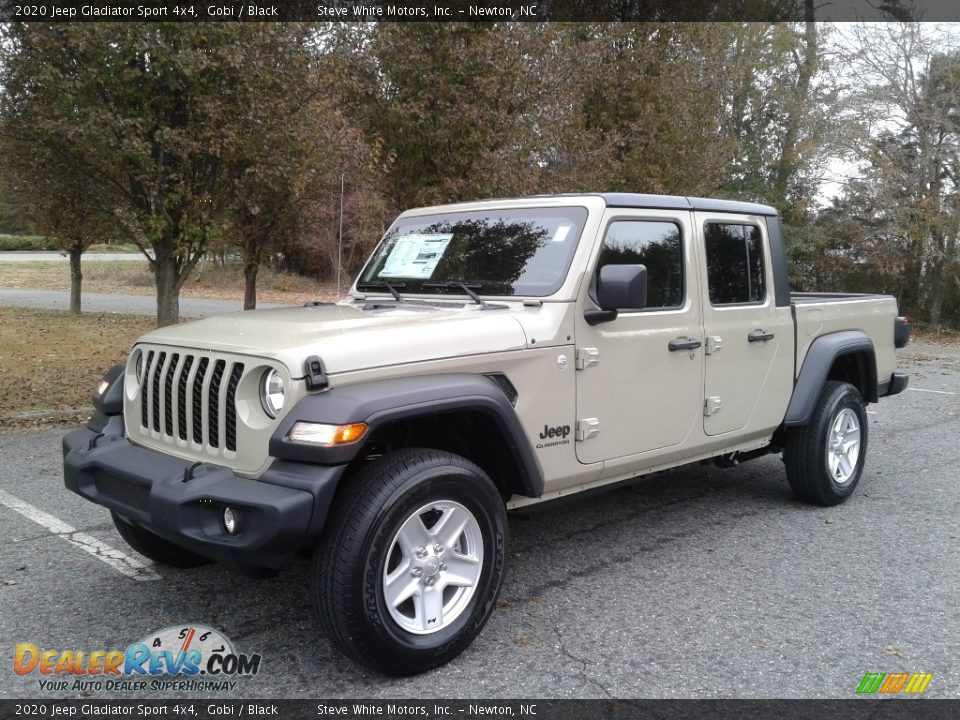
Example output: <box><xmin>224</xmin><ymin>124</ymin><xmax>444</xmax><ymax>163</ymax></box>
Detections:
<box><xmin>138</xmin><ymin>302</ymin><xmax>529</xmax><ymax>377</ymax></box>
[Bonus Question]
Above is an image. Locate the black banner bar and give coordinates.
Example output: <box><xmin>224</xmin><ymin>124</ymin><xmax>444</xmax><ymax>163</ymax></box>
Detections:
<box><xmin>2</xmin><ymin>0</ymin><xmax>960</xmax><ymax>22</ymax></box>
<box><xmin>1</xmin><ymin>700</ymin><xmax>959</xmax><ymax>720</ymax></box>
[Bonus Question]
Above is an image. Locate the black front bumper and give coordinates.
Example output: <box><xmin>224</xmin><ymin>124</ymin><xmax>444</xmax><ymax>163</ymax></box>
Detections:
<box><xmin>63</xmin><ymin>425</ymin><xmax>346</xmax><ymax>569</ymax></box>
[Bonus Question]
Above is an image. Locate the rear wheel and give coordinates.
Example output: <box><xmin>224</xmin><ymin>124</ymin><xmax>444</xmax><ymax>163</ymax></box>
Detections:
<box><xmin>313</xmin><ymin>448</ymin><xmax>507</xmax><ymax>676</ymax></box>
<box><xmin>784</xmin><ymin>381</ymin><xmax>868</xmax><ymax>506</ymax></box>
<box><xmin>111</xmin><ymin>512</ymin><xmax>209</xmax><ymax>568</ymax></box>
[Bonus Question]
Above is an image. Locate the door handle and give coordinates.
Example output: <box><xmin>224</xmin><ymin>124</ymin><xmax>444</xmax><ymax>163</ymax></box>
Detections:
<box><xmin>748</xmin><ymin>330</ymin><xmax>775</xmax><ymax>343</ymax></box>
<box><xmin>668</xmin><ymin>338</ymin><xmax>702</xmax><ymax>352</ymax></box>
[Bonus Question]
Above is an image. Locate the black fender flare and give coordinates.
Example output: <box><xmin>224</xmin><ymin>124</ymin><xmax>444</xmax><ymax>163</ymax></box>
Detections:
<box><xmin>269</xmin><ymin>373</ymin><xmax>544</xmax><ymax>498</ymax></box>
<box><xmin>784</xmin><ymin>330</ymin><xmax>877</xmax><ymax>427</ymax></box>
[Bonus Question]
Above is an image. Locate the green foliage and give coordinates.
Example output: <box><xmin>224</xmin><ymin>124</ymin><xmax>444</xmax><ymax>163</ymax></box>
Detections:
<box><xmin>0</xmin><ymin>235</ymin><xmax>53</xmax><ymax>251</ymax></box>
<box><xmin>330</xmin><ymin>24</ymin><xmax>548</xmax><ymax>209</ymax></box>
<box><xmin>0</xmin><ymin>198</ymin><xmax>28</xmax><ymax>235</ymax></box>
<box><xmin>0</xmin><ymin>24</ymin><xmax>350</xmax><ymax>325</ymax></box>
<box><xmin>5</xmin><ymin>20</ymin><xmax>951</xmax><ymax>326</ymax></box>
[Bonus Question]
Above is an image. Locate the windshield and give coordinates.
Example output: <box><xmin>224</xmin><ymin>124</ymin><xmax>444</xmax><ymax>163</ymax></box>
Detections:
<box><xmin>357</xmin><ymin>207</ymin><xmax>588</xmax><ymax>297</ymax></box>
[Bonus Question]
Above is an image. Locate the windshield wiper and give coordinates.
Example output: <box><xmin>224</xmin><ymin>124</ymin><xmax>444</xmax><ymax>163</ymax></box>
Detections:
<box><xmin>356</xmin><ymin>280</ymin><xmax>406</xmax><ymax>302</ymax></box>
<box><xmin>421</xmin><ymin>281</ymin><xmax>492</xmax><ymax>310</ymax></box>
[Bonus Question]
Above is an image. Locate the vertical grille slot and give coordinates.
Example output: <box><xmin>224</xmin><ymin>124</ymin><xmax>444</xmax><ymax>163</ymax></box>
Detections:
<box><xmin>207</xmin><ymin>359</ymin><xmax>226</xmax><ymax>449</ymax></box>
<box><xmin>163</xmin><ymin>354</ymin><xmax>179</xmax><ymax>437</ymax></box>
<box><xmin>140</xmin><ymin>351</ymin><xmax>154</xmax><ymax>428</ymax></box>
<box><xmin>192</xmin><ymin>357</ymin><xmax>209</xmax><ymax>445</ymax></box>
<box><xmin>177</xmin><ymin>356</ymin><xmax>194</xmax><ymax>441</ymax></box>
<box><xmin>151</xmin><ymin>352</ymin><xmax>166</xmax><ymax>431</ymax></box>
<box><xmin>225</xmin><ymin>363</ymin><xmax>244</xmax><ymax>452</ymax></box>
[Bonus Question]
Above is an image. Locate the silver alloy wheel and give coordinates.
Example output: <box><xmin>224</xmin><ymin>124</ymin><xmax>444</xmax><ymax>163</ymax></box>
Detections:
<box><xmin>827</xmin><ymin>408</ymin><xmax>861</xmax><ymax>485</ymax></box>
<box><xmin>382</xmin><ymin>500</ymin><xmax>484</xmax><ymax>635</ymax></box>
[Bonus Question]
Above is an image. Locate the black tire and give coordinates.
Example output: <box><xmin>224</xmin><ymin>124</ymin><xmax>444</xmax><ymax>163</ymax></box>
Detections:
<box><xmin>313</xmin><ymin>448</ymin><xmax>508</xmax><ymax>676</ymax></box>
<box><xmin>784</xmin><ymin>381</ymin><xmax>869</xmax><ymax>506</ymax></box>
<box><xmin>111</xmin><ymin>512</ymin><xmax>210</xmax><ymax>568</ymax></box>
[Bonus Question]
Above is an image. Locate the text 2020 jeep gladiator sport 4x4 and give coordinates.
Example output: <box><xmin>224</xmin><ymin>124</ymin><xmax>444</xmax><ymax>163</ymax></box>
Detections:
<box><xmin>64</xmin><ymin>193</ymin><xmax>909</xmax><ymax>675</ymax></box>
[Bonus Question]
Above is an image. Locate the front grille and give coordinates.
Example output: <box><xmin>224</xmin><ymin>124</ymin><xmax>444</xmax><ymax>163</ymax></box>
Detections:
<box><xmin>137</xmin><ymin>347</ymin><xmax>245</xmax><ymax>456</ymax></box>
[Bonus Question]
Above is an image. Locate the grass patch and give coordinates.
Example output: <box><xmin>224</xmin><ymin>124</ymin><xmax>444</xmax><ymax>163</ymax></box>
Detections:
<box><xmin>0</xmin><ymin>234</ymin><xmax>52</xmax><ymax>251</ymax></box>
<box><xmin>0</xmin><ymin>307</ymin><xmax>154</xmax><ymax>416</ymax></box>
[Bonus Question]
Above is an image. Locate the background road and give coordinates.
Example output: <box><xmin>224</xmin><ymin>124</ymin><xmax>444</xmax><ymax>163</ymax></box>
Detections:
<box><xmin>0</xmin><ymin>252</ymin><xmax>145</xmax><ymax>263</ymax></box>
<box><xmin>0</xmin><ymin>346</ymin><xmax>957</xmax><ymax>699</ymax></box>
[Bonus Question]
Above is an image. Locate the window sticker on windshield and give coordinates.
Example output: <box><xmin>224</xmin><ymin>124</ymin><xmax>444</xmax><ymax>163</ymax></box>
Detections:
<box><xmin>379</xmin><ymin>233</ymin><xmax>454</xmax><ymax>279</ymax></box>
<box><xmin>552</xmin><ymin>225</ymin><xmax>571</xmax><ymax>243</ymax></box>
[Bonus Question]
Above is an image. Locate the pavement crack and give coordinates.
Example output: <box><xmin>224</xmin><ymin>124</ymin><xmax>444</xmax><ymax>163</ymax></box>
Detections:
<box><xmin>519</xmin><ymin>527</ymin><xmax>699</xmax><ymax>600</ymax></box>
<box><xmin>548</xmin><ymin>618</ymin><xmax>613</xmax><ymax>699</ymax></box>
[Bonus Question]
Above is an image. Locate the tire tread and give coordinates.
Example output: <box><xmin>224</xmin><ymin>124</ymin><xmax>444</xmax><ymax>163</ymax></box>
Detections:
<box><xmin>314</xmin><ymin>448</ymin><xmax>505</xmax><ymax>675</ymax></box>
<box><xmin>784</xmin><ymin>381</ymin><xmax>867</xmax><ymax>506</ymax></box>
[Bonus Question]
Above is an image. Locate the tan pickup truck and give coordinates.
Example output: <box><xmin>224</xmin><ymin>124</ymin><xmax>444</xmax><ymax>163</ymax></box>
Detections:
<box><xmin>64</xmin><ymin>193</ymin><xmax>909</xmax><ymax>675</ymax></box>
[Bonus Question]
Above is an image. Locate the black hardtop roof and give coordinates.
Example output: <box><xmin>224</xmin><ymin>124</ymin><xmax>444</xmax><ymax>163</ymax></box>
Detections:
<box><xmin>597</xmin><ymin>193</ymin><xmax>778</xmax><ymax>216</ymax></box>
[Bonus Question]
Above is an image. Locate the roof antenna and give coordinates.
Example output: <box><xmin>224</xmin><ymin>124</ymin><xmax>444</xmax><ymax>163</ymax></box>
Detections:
<box><xmin>336</xmin><ymin>173</ymin><xmax>345</xmax><ymax>299</ymax></box>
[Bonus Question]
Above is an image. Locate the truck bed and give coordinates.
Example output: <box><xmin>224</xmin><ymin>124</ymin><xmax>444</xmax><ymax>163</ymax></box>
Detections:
<box><xmin>790</xmin><ymin>292</ymin><xmax>899</xmax><ymax>387</ymax></box>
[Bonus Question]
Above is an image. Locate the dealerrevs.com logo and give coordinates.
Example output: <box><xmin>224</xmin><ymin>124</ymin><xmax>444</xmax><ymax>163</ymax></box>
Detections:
<box><xmin>14</xmin><ymin>624</ymin><xmax>262</xmax><ymax>693</ymax></box>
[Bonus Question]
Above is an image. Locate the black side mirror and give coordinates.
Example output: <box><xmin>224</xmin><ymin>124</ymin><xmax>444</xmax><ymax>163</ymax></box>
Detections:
<box><xmin>597</xmin><ymin>264</ymin><xmax>647</xmax><ymax>310</ymax></box>
<box><xmin>583</xmin><ymin>265</ymin><xmax>647</xmax><ymax>325</ymax></box>
<box><xmin>586</xmin><ymin>264</ymin><xmax>647</xmax><ymax>325</ymax></box>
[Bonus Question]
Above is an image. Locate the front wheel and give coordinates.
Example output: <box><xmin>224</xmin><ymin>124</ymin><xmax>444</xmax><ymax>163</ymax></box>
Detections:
<box><xmin>784</xmin><ymin>381</ymin><xmax>868</xmax><ymax>506</ymax></box>
<box><xmin>313</xmin><ymin>449</ymin><xmax>507</xmax><ymax>676</ymax></box>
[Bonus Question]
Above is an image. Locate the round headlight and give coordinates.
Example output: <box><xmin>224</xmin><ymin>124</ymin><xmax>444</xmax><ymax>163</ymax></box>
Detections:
<box><xmin>260</xmin><ymin>369</ymin><xmax>285</xmax><ymax>418</ymax></box>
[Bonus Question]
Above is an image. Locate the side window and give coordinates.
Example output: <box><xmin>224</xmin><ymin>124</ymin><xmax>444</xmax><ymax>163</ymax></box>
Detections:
<box><xmin>704</xmin><ymin>223</ymin><xmax>766</xmax><ymax>305</ymax></box>
<box><xmin>597</xmin><ymin>220</ymin><xmax>684</xmax><ymax>309</ymax></box>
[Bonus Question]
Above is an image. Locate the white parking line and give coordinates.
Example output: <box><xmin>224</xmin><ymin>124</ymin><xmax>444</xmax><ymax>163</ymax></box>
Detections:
<box><xmin>909</xmin><ymin>387</ymin><xmax>958</xmax><ymax>396</ymax></box>
<box><xmin>0</xmin><ymin>488</ymin><xmax>160</xmax><ymax>581</ymax></box>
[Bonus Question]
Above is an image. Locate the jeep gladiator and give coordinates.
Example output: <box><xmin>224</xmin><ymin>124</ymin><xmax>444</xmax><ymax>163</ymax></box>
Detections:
<box><xmin>63</xmin><ymin>193</ymin><xmax>909</xmax><ymax>674</ymax></box>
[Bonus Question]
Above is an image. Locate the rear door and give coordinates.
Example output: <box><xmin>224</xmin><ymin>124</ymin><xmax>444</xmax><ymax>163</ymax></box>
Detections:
<box><xmin>695</xmin><ymin>212</ymin><xmax>793</xmax><ymax>436</ymax></box>
<box><xmin>574</xmin><ymin>209</ymin><xmax>703</xmax><ymax>465</ymax></box>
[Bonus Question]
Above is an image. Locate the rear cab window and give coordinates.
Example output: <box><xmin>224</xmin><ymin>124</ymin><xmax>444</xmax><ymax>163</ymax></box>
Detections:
<box><xmin>704</xmin><ymin>222</ymin><xmax>766</xmax><ymax>305</ymax></box>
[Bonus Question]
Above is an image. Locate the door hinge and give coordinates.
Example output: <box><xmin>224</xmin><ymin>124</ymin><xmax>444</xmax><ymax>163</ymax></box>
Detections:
<box><xmin>704</xmin><ymin>396</ymin><xmax>722</xmax><ymax>416</ymax></box>
<box><xmin>575</xmin><ymin>418</ymin><xmax>600</xmax><ymax>441</ymax></box>
<box><xmin>576</xmin><ymin>347</ymin><xmax>600</xmax><ymax>370</ymax></box>
<box><xmin>705</xmin><ymin>336</ymin><xmax>723</xmax><ymax>355</ymax></box>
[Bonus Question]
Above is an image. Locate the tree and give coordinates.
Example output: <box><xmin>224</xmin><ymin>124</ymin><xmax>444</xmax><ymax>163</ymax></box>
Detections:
<box><xmin>330</xmin><ymin>23</ymin><xmax>548</xmax><ymax>210</ymax></box>
<box><xmin>535</xmin><ymin>24</ymin><xmax>738</xmax><ymax>196</ymax></box>
<box><xmin>225</xmin><ymin>27</ymin><xmax>386</xmax><ymax>308</ymax></box>
<box><xmin>827</xmin><ymin>24</ymin><xmax>960</xmax><ymax>325</ymax></box>
<box><xmin>0</xmin><ymin>34</ymin><xmax>119</xmax><ymax>313</ymax></box>
<box><xmin>536</xmin><ymin>20</ymin><xmax>832</xmax><ymax>210</ymax></box>
<box><xmin>0</xmin><ymin>147</ymin><xmax>117</xmax><ymax>313</ymax></box>
<box><xmin>717</xmin><ymin>17</ymin><xmax>831</xmax><ymax>221</ymax></box>
<box><xmin>0</xmin><ymin>24</ymin><xmax>335</xmax><ymax>326</ymax></box>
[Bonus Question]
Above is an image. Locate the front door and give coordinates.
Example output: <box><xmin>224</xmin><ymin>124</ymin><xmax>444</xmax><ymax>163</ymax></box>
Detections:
<box><xmin>575</xmin><ymin>209</ymin><xmax>703</xmax><ymax>465</ymax></box>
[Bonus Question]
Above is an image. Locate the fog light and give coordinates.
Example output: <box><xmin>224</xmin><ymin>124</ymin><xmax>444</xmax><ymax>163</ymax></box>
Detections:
<box><xmin>223</xmin><ymin>507</ymin><xmax>240</xmax><ymax>535</ymax></box>
<box><xmin>96</xmin><ymin>379</ymin><xmax>110</xmax><ymax>397</ymax></box>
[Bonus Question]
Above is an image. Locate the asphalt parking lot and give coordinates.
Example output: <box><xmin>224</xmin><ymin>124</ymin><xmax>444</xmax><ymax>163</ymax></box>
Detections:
<box><xmin>1</xmin><ymin>345</ymin><xmax>958</xmax><ymax>700</ymax></box>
